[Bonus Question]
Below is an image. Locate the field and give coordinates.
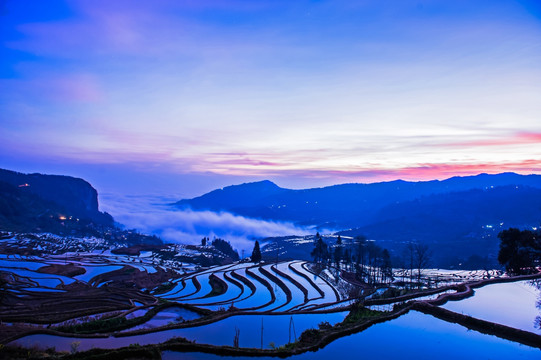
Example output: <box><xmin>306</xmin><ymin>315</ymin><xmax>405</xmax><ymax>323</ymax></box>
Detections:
<box><xmin>0</xmin><ymin>233</ymin><xmax>540</xmax><ymax>359</ymax></box>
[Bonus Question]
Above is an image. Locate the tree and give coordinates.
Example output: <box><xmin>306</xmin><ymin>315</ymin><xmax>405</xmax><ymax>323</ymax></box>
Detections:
<box><xmin>212</xmin><ymin>238</ymin><xmax>240</xmax><ymax>261</ymax></box>
<box><xmin>201</xmin><ymin>237</ymin><xmax>208</xmax><ymax>246</ymax></box>
<box><xmin>233</xmin><ymin>327</ymin><xmax>240</xmax><ymax>348</ymax></box>
<box><xmin>411</xmin><ymin>243</ymin><xmax>431</xmax><ymax>286</ymax></box>
<box><xmin>381</xmin><ymin>249</ymin><xmax>393</xmax><ymax>283</ymax></box>
<box><xmin>351</xmin><ymin>238</ymin><xmax>394</xmax><ymax>285</ymax></box>
<box><xmin>0</xmin><ymin>277</ymin><xmax>7</xmax><ymax>301</ymax></box>
<box><xmin>251</xmin><ymin>240</ymin><xmax>262</xmax><ymax>263</ymax></box>
<box><xmin>405</xmin><ymin>242</ymin><xmax>415</xmax><ymax>286</ymax></box>
<box><xmin>355</xmin><ymin>235</ymin><xmax>367</xmax><ymax>267</ymax></box>
<box><xmin>344</xmin><ymin>248</ymin><xmax>351</xmax><ymax>271</ymax></box>
<box><xmin>498</xmin><ymin>228</ymin><xmax>540</xmax><ymax>275</ymax></box>
<box><xmin>354</xmin><ymin>235</ymin><xmax>368</xmax><ymax>283</ymax></box>
<box><xmin>311</xmin><ymin>233</ymin><xmax>328</xmax><ymax>266</ymax></box>
<box><xmin>334</xmin><ymin>235</ymin><xmax>343</xmax><ymax>267</ymax></box>
<box><xmin>366</xmin><ymin>241</ymin><xmax>381</xmax><ymax>284</ymax></box>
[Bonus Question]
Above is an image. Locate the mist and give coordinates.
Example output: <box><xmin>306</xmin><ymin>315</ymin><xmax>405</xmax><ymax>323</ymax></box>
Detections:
<box><xmin>99</xmin><ymin>192</ymin><xmax>310</xmax><ymax>252</ymax></box>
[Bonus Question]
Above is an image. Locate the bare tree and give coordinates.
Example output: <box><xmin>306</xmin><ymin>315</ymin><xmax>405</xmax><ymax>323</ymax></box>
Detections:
<box><xmin>334</xmin><ymin>235</ymin><xmax>343</xmax><ymax>268</ymax></box>
<box><xmin>412</xmin><ymin>243</ymin><xmax>431</xmax><ymax>287</ymax></box>
<box><xmin>233</xmin><ymin>327</ymin><xmax>240</xmax><ymax>348</ymax></box>
<box><xmin>405</xmin><ymin>242</ymin><xmax>415</xmax><ymax>287</ymax></box>
<box><xmin>381</xmin><ymin>249</ymin><xmax>393</xmax><ymax>283</ymax></box>
<box><xmin>354</xmin><ymin>236</ymin><xmax>367</xmax><ymax>282</ymax></box>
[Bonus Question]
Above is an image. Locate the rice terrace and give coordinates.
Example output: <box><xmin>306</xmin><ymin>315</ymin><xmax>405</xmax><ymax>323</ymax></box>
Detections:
<box><xmin>1</xmin><ymin>230</ymin><xmax>540</xmax><ymax>359</ymax></box>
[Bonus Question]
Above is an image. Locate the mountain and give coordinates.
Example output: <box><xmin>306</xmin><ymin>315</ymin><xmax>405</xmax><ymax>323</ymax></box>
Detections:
<box><xmin>341</xmin><ymin>185</ymin><xmax>541</xmax><ymax>241</ymax></box>
<box><xmin>0</xmin><ymin>168</ymin><xmax>113</xmax><ymax>232</ymax></box>
<box><xmin>176</xmin><ymin>173</ymin><xmax>541</xmax><ymax>267</ymax></box>
<box><xmin>337</xmin><ymin>185</ymin><xmax>541</xmax><ymax>265</ymax></box>
<box><xmin>174</xmin><ymin>173</ymin><xmax>541</xmax><ymax>229</ymax></box>
<box><xmin>175</xmin><ymin>180</ymin><xmax>287</xmax><ymax>211</ymax></box>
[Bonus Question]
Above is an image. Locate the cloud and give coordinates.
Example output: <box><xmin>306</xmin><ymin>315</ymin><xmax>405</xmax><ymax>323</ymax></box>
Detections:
<box><xmin>2</xmin><ymin>0</ymin><xmax>541</xmax><ymax>190</ymax></box>
<box><xmin>443</xmin><ymin>132</ymin><xmax>541</xmax><ymax>148</ymax></box>
<box><xmin>1</xmin><ymin>72</ymin><xmax>103</xmax><ymax>107</ymax></box>
<box><xmin>40</xmin><ymin>73</ymin><xmax>103</xmax><ymax>103</ymax></box>
<box><xmin>7</xmin><ymin>0</ymin><xmax>284</xmax><ymax>60</ymax></box>
<box><xmin>98</xmin><ymin>193</ymin><xmax>310</xmax><ymax>252</ymax></box>
<box><xmin>369</xmin><ymin>160</ymin><xmax>541</xmax><ymax>180</ymax></box>
<box><xmin>256</xmin><ymin>159</ymin><xmax>541</xmax><ymax>184</ymax></box>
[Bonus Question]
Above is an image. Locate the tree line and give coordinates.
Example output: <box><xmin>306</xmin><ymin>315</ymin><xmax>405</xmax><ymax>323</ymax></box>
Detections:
<box><xmin>201</xmin><ymin>237</ymin><xmax>240</xmax><ymax>261</ymax></box>
<box><xmin>310</xmin><ymin>233</ymin><xmax>432</xmax><ymax>287</ymax></box>
<box><xmin>498</xmin><ymin>228</ymin><xmax>540</xmax><ymax>275</ymax></box>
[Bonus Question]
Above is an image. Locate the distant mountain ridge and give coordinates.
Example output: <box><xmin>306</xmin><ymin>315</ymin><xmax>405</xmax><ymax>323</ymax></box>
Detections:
<box><xmin>176</xmin><ymin>179</ymin><xmax>287</xmax><ymax>210</ymax></box>
<box><xmin>339</xmin><ymin>185</ymin><xmax>541</xmax><ymax>240</ymax></box>
<box><xmin>174</xmin><ymin>172</ymin><xmax>541</xmax><ymax>229</ymax></box>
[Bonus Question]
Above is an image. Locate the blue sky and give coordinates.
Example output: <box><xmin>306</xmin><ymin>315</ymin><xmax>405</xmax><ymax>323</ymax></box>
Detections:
<box><xmin>1</xmin><ymin>0</ymin><xmax>541</xmax><ymax>197</ymax></box>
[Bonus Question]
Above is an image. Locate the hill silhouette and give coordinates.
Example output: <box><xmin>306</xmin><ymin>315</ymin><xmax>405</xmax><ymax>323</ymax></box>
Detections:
<box><xmin>175</xmin><ymin>173</ymin><xmax>541</xmax><ymax>230</ymax></box>
<box><xmin>0</xmin><ymin>168</ymin><xmax>113</xmax><ymax>233</ymax></box>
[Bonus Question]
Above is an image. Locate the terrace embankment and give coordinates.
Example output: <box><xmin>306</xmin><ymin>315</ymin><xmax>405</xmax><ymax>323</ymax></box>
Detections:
<box><xmin>116</xmin><ymin>272</ymin><xmax>541</xmax><ymax>356</ymax></box>
<box><xmin>259</xmin><ymin>266</ymin><xmax>293</xmax><ymax>310</ymax></box>
<box><xmin>37</xmin><ymin>263</ymin><xmax>85</xmax><ymax>277</ymax></box>
<box><xmin>91</xmin><ymin>265</ymin><xmax>178</xmax><ymax>290</ymax></box>
<box><xmin>302</xmin><ymin>263</ymin><xmax>340</xmax><ymax>302</ymax></box>
<box><xmin>413</xmin><ymin>301</ymin><xmax>541</xmax><ymax>349</ymax></box>
<box><xmin>289</xmin><ymin>261</ymin><xmax>325</xmax><ymax>298</ymax></box>
<box><xmin>2</xmin><ymin>260</ymin><xmax>540</xmax><ymax>359</ymax></box>
<box><xmin>31</xmin><ymin>305</ymin><xmax>408</xmax><ymax>359</ymax></box>
<box><xmin>425</xmin><ymin>271</ymin><xmax>541</xmax><ymax>306</ymax></box>
<box><xmin>0</xmin><ymin>284</ymin><xmax>154</xmax><ymax>324</ymax></box>
<box><xmin>244</xmin><ymin>267</ymin><xmax>276</xmax><ymax>310</ymax></box>
<box><xmin>204</xmin><ymin>273</ymin><xmax>228</xmax><ymax>298</ymax></box>
<box><xmin>223</xmin><ymin>271</ymin><xmax>247</xmax><ymax>299</ymax></box>
<box><xmin>231</xmin><ymin>270</ymin><xmax>257</xmax><ymax>295</ymax></box>
<box><xmin>272</xmin><ymin>264</ymin><xmax>309</xmax><ymax>304</ymax></box>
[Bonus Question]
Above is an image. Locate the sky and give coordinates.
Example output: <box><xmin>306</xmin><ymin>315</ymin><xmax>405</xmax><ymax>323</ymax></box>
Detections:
<box><xmin>1</xmin><ymin>0</ymin><xmax>541</xmax><ymax>199</ymax></box>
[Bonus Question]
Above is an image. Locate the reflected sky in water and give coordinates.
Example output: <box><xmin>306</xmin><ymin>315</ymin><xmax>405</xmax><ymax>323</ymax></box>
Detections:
<box><xmin>442</xmin><ymin>280</ymin><xmax>541</xmax><ymax>333</ymax></box>
<box><xmin>162</xmin><ymin>311</ymin><xmax>540</xmax><ymax>360</ymax></box>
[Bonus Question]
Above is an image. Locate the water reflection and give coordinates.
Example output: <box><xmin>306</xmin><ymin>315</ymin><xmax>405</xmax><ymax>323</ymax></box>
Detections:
<box><xmin>533</xmin><ymin>280</ymin><xmax>541</xmax><ymax>330</ymax></box>
<box><xmin>442</xmin><ymin>280</ymin><xmax>541</xmax><ymax>333</ymax></box>
<box><xmin>162</xmin><ymin>311</ymin><xmax>541</xmax><ymax>360</ymax></box>
<box><xmin>10</xmin><ymin>280</ymin><xmax>541</xmax><ymax>358</ymax></box>
<box><xmin>12</xmin><ymin>312</ymin><xmax>347</xmax><ymax>351</ymax></box>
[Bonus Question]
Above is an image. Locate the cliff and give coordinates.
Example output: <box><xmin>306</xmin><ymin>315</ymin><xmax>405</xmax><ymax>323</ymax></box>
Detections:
<box><xmin>0</xmin><ymin>168</ymin><xmax>113</xmax><ymax>232</ymax></box>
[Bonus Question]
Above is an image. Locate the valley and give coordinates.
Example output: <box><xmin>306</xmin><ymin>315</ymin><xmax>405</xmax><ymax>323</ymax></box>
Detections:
<box><xmin>1</xmin><ymin>232</ymin><xmax>539</xmax><ymax>359</ymax></box>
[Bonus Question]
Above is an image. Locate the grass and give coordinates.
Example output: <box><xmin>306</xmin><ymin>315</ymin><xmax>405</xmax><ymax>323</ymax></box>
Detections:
<box><xmin>54</xmin><ymin>304</ymin><xmax>168</xmax><ymax>334</ymax></box>
<box><xmin>54</xmin><ymin>302</ymin><xmax>212</xmax><ymax>335</ymax></box>
<box><xmin>371</xmin><ymin>287</ymin><xmax>409</xmax><ymax>299</ymax></box>
<box><xmin>55</xmin><ymin>314</ymin><xmax>131</xmax><ymax>334</ymax></box>
<box><xmin>341</xmin><ymin>305</ymin><xmax>384</xmax><ymax>325</ymax></box>
<box><xmin>204</xmin><ymin>274</ymin><xmax>227</xmax><ymax>298</ymax></box>
<box><xmin>153</xmin><ymin>281</ymin><xmax>176</xmax><ymax>294</ymax></box>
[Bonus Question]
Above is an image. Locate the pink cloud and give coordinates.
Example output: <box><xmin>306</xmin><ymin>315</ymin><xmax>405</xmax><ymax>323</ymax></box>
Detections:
<box><xmin>444</xmin><ymin>132</ymin><xmax>541</xmax><ymax>148</ymax></box>
<box><xmin>193</xmin><ymin>155</ymin><xmax>541</xmax><ymax>181</ymax></box>
<box><xmin>207</xmin><ymin>157</ymin><xmax>282</xmax><ymax>167</ymax></box>
<box><xmin>263</xmin><ymin>160</ymin><xmax>541</xmax><ymax>183</ymax></box>
<box><xmin>392</xmin><ymin>160</ymin><xmax>541</xmax><ymax>179</ymax></box>
<box><xmin>517</xmin><ymin>132</ymin><xmax>541</xmax><ymax>142</ymax></box>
